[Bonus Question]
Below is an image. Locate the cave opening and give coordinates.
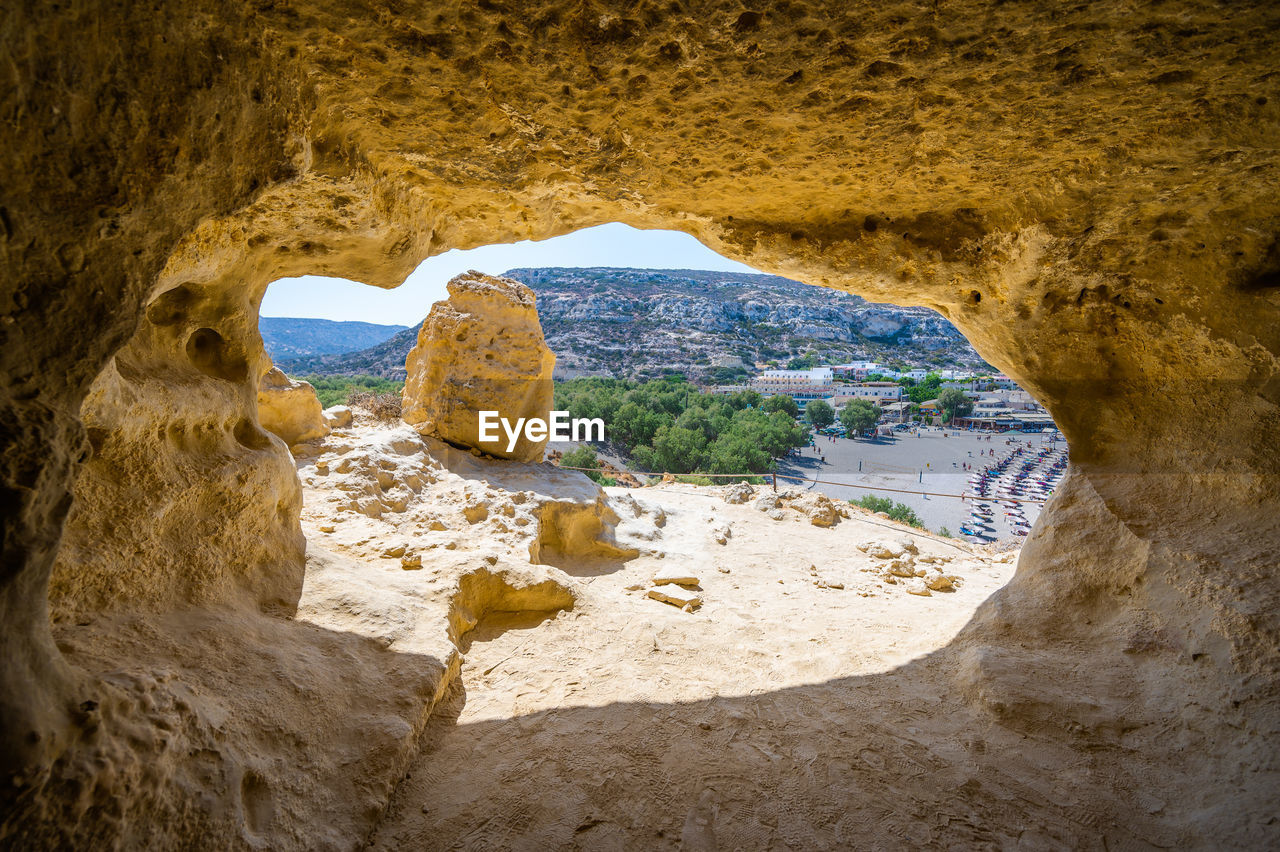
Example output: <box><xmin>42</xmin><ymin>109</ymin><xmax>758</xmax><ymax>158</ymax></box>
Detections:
<box><xmin>7</xmin><ymin>2</ymin><xmax>1277</xmax><ymax>842</ymax></box>
<box><xmin>234</xmin><ymin>224</ymin><xmax>1070</xmax><ymax>846</ymax></box>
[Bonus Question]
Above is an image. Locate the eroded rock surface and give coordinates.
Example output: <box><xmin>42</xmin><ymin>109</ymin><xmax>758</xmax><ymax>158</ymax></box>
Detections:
<box><xmin>298</xmin><ymin>414</ymin><xmax>644</xmax><ymax>573</ymax></box>
<box><xmin>257</xmin><ymin>367</ymin><xmax>329</xmax><ymax>447</ymax></box>
<box><xmin>2</xmin><ymin>1</ymin><xmax>1279</xmax><ymax>848</ymax></box>
<box><xmin>402</xmin><ymin>271</ymin><xmax>555</xmax><ymax>463</ymax></box>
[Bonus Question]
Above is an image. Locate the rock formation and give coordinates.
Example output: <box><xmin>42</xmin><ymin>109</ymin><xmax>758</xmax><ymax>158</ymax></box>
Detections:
<box><xmin>257</xmin><ymin>367</ymin><xmax>329</xmax><ymax>447</ymax></box>
<box><xmin>322</xmin><ymin>405</ymin><xmax>352</xmax><ymax>430</ymax></box>
<box><xmin>2</xmin><ymin>1</ymin><xmax>1278</xmax><ymax>848</ymax></box>
<box><xmin>402</xmin><ymin>272</ymin><xmax>555</xmax><ymax>463</ymax></box>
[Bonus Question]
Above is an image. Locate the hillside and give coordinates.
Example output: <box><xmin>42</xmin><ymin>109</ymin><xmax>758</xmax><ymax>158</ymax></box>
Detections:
<box><xmin>277</xmin><ymin>268</ymin><xmax>986</xmax><ymax>381</ymax></box>
<box><xmin>260</xmin><ymin>317</ymin><xmax>409</xmax><ymax>361</ymax></box>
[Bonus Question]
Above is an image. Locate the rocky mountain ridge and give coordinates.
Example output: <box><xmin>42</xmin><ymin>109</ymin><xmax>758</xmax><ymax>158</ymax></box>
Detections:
<box><xmin>278</xmin><ymin>268</ymin><xmax>986</xmax><ymax>381</ymax></box>
<box><xmin>260</xmin><ymin>316</ymin><xmax>409</xmax><ymax>360</ymax></box>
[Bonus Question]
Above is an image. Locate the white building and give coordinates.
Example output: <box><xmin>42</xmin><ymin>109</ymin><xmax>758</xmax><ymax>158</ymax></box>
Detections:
<box><xmin>831</xmin><ymin>361</ymin><xmax>879</xmax><ymax>380</ymax></box>
<box><xmin>753</xmin><ymin>367</ymin><xmax>834</xmax><ymax>385</ymax></box>
<box><xmin>749</xmin><ymin>368</ymin><xmax>835</xmax><ymax>403</ymax></box>
<box><xmin>832</xmin><ymin>382</ymin><xmax>903</xmax><ymax>404</ymax></box>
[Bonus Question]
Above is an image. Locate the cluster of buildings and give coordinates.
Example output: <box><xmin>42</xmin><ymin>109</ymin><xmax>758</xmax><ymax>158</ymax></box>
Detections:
<box><xmin>949</xmin><ymin>389</ymin><xmax>1056</xmax><ymax>431</ymax></box>
<box><xmin>709</xmin><ymin>362</ymin><xmax>1054</xmax><ymax>432</ymax></box>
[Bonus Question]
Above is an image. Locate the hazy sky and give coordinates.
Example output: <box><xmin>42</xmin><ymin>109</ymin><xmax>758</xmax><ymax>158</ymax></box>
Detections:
<box><xmin>259</xmin><ymin>223</ymin><xmax>760</xmax><ymax>325</ymax></box>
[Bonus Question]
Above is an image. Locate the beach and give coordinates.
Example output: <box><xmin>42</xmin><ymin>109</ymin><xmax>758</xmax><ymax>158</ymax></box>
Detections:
<box><xmin>777</xmin><ymin>427</ymin><xmax>1066</xmax><ymax>538</ymax></box>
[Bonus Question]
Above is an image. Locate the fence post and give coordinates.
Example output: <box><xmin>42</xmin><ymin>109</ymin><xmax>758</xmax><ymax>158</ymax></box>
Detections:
<box><xmin>772</xmin><ymin>473</ymin><xmax>777</xmax><ymax>492</ymax></box>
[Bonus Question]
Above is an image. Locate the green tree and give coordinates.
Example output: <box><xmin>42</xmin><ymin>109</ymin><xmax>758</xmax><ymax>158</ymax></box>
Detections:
<box><xmin>805</xmin><ymin>399</ymin><xmax>835</xmax><ymax>429</ymax></box>
<box><xmin>762</xmin><ymin>394</ymin><xmax>799</xmax><ymax>418</ymax></box>
<box><xmin>840</xmin><ymin>399</ymin><xmax>882</xmax><ymax>435</ymax></box>
<box><xmin>938</xmin><ymin>387</ymin><xmax>974</xmax><ymax>423</ymax></box>
<box><xmin>611</xmin><ymin>401</ymin><xmax>666</xmax><ymax>446</ymax></box>
<box><xmin>786</xmin><ymin>354</ymin><xmax>816</xmax><ymax>370</ymax></box>
<box><xmin>560</xmin><ymin>445</ymin><xmax>604</xmax><ymax>483</ymax></box>
<box><xmin>905</xmin><ymin>373</ymin><xmax>944</xmax><ymax>404</ymax></box>
<box><xmin>649</xmin><ymin>425</ymin><xmax>708</xmax><ymax>473</ymax></box>
<box><xmin>706</xmin><ymin>433</ymin><xmax>772</xmax><ymax>475</ymax></box>
<box><xmin>725</xmin><ymin>389</ymin><xmax>762</xmax><ymax>410</ymax></box>
<box><xmin>676</xmin><ymin>405</ymin><xmax>717</xmax><ymax>440</ymax></box>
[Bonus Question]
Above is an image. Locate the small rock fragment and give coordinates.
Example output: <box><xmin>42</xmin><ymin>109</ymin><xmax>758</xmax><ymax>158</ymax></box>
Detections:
<box><xmin>886</xmin><ymin>558</ymin><xmax>917</xmax><ymax>578</ymax></box>
<box><xmin>652</xmin><ymin>570</ymin><xmax>699</xmax><ymax>588</ymax></box>
<box><xmin>322</xmin><ymin>405</ymin><xmax>353</xmax><ymax>429</ymax></box>
<box><xmin>754</xmin><ymin>494</ymin><xmax>781</xmax><ymax>512</ymax></box>
<box><xmin>925</xmin><ymin>574</ymin><xmax>957</xmax><ymax>592</ymax></box>
<box><xmin>905</xmin><ymin>578</ymin><xmax>932</xmax><ymax>596</ymax></box>
<box><xmin>648</xmin><ymin>584</ymin><xmax>702</xmax><ymax>609</ymax></box>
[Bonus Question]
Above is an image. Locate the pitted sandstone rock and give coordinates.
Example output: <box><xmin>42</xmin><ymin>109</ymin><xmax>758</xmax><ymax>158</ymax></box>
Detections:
<box><xmin>402</xmin><ymin>272</ymin><xmax>555</xmax><ymax>463</ymax></box>
<box><xmin>257</xmin><ymin>367</ymin><xmax>330</xmax><ymax>447</ymax></box>
<box><xmin>3</xmin><ymin>2</ymin><xmax>1279</xmax><ymax>848</ymax></box>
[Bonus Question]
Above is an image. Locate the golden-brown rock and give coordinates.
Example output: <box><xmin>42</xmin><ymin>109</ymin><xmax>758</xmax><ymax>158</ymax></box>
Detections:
<box><xmin>402</xmin><ymin>272</ymin><xmax>555</xmax><ymax>463</ymax></box>
<box><xmin>257</xmin><ymin>367</ymin><xmax>329</xmax><ymax>448</ymax></box>
<box><xmin>1</xmin><ymin>0</ymin><xmax>1278</xmax><ymax>848</ymax></box>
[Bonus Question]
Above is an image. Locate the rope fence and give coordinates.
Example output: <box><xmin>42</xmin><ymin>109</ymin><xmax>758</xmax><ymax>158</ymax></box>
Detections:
<box><xmin>552</xmin><ymin>464</ymin><xmax>1055</xmax><ymax>505</ymax></box>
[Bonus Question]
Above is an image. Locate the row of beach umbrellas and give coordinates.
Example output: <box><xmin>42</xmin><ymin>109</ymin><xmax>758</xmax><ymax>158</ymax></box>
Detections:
<box><xmin>963</xmin><ymin>446</ymin><xmax>1067</xmax><ymax>541</ymax></box>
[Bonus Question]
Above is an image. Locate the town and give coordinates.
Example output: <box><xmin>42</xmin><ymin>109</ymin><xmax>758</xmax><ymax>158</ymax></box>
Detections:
<box><xmin>713</xmin><ymin>361</ymin><xmax>1056</xmax><ymax>434</ymax></box>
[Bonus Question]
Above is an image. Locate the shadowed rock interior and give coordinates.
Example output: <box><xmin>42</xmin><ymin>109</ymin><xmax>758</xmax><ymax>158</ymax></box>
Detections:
<box><xmin>1</xmin><ymin>0</ymin><xmax>1277</xmax><ymax>847</ymax></box>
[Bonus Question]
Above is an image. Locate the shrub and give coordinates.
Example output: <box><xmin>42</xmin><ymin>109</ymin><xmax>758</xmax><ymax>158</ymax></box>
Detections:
<box><xmin>560</xmin><ymin>445</ymin><xmax>604</xmax><ymax>483</ymax></box>
<box><xmin>302</xmin><ymin>374</ymin><xmax>403</xmax><ymax>408</ymax></box>
<box><xmin>886</xmin><ymin>503</ymin><xmax>924</xmax><ymax>528</ymax></box>
<box><xmin>348</xmin><ymin>391</ymin><xmax>402</xmax><ymax>421</ymax></box>
<box><xmin>851</xmin><ymin>495</ymin><xmax>894</xmax><ymax>513</ymax></box>
<box><xmin>850</xmin><ymin>494</ymin><xmax>924</xmax><ymax>529</ymax></box>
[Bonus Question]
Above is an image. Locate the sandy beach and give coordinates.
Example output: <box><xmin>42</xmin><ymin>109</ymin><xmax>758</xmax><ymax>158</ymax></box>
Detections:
<box><xmin>777</xmin><ymin>427</ymin><xmax>1066</xmax><ymax>538</ymax></box>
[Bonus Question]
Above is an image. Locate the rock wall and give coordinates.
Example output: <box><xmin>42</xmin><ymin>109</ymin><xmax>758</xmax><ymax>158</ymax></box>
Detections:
<box><xmin>402</xmin><ymin>271</ymin><xmax>555</xmax><ymax>463</ymax></box>
<box><xmin>2</xmin><ymin>0</ymin><xmax>1278</xmax><ymax>846</ymax></box>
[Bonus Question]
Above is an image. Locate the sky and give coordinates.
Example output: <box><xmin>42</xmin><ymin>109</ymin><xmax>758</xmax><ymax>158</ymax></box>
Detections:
<box><xmin>259</xmin><ymin>223</ymin><xmax>760</xmax><ymax>325</ymax></box>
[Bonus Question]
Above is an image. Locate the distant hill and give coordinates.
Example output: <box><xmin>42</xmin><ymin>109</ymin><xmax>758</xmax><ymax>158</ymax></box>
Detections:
<box><xmin>259</xmin><ymin>317</ymin><xmax>409</xmax><ymax>361</ymax></box>
<box><xmin>280</xmin><ymin>324</ymin><xmax>421</xmax><ymax>378</ymax></box>
<box><xmin>278</xmin><ymin>268</ymin><xmax>988</xmax><ymax>381</ymax></box>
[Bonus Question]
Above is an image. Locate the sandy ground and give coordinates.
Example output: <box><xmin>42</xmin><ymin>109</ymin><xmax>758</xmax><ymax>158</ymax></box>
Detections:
<box><xmin>277</xmin><ymin>419</ymin><xmax>1193</xmax><ymax>850</ymax></box>
<box><xmin>558</xmin><ymin>429</ymin><xmax>1067</xmax><ymax>539</ymax></box>
<box><xmin>355</xmin><ymin>480</ymin><xmax>1021</xmax><ymax>850</ymax></box>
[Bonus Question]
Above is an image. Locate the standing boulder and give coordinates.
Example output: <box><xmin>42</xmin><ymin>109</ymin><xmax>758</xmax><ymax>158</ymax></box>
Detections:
<box><xmin>258</xmin><ymin>367</ymin><xmax>330</xmax><ymax>447</ymax></box>
<box><xmin>402</xmin><ymin>271</ymin><xmax>555</xmax><ymax>463</ymax></box>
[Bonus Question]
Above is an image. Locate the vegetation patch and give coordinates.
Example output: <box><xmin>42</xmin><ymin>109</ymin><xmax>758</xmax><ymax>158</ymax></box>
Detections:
<box><xmin>304</xmin><ymin>374</ymin><xmax>404</xmax><ymax>408</ymax></box>
<box><xmin>554</xmin><ymin>375</ymin><xmax>810</xmax><ymax>476</ymax></box>
<box><xmin>850</xmin><ymin>494</ymin><xmax>925</xmax><ymax>529</ymax></box>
